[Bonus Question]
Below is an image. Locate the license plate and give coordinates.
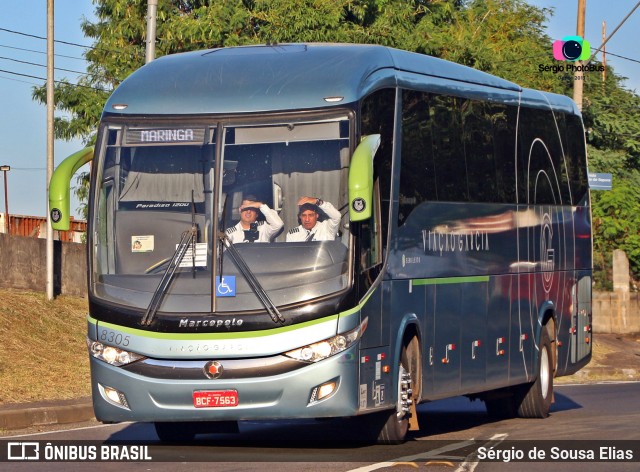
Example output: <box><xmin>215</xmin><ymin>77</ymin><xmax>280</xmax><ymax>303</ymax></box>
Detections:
<box><xmin>193</xmin><ymin>390</ymin><xmax>238</xmax><ymax>408</ymax></box>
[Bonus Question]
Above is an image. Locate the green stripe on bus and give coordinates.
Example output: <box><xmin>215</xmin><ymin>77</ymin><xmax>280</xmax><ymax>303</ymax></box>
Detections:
<box><xmin>88</xmin><ymin>302</ymin><xmax>363</xmax><ymax>341</ymax></box>
<box><xmin>412</xmin><ymin>275</ymin><xmax>490</xmax><ymax>286</ymax></box>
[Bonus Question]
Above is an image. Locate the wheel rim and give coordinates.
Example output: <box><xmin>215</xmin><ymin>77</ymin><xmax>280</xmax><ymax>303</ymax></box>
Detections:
<box><xmin>396</xmin><ymin>363</ymin><xmax>411</xmax><ymax>422</ymax></box>
<box><xmin>540</xmin><ymin>346</ymin><xmax>550</xmax><ymax>399</ymax></box>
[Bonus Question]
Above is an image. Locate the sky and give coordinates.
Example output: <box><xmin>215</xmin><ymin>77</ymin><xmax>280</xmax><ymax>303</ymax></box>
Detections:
<box><xmin>0</xmin><ymin>0</ymin><xmax>639</xmax><ymax>220</ymax></box>
<box><xmin>1</xmin><ymin>1</ymin><xmax>95</xmax><ymax>219</ymax></box>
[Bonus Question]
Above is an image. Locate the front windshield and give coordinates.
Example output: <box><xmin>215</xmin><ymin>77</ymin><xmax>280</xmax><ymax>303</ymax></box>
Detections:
<box><xmin>91</xmin><ymin>117</ymin><xmax>351</xmax><ymax>314</ymax></box>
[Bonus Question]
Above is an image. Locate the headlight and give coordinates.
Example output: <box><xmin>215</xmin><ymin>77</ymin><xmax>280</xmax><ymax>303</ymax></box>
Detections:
<box><xmin>285</xmin><ymin>317</ymin><xmax>367</xmax><ymax>363</ymax></box>
<box><xmin>87</xmin><ymin>339</ymin><xmax>146</xmax><ymax>367</ymax></box>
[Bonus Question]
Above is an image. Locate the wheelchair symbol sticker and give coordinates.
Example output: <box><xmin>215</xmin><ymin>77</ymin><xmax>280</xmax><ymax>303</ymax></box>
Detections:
<box><xmin>215</xmin><ymin>276</ymin><xmax>236</xmax><ymax>297</ymax></box>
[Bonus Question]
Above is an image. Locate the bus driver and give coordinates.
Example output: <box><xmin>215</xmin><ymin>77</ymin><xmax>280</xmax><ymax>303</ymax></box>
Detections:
<box><xmin>226</xmin><ymin>195</ymin><xmax>284</xmax><ymax>243</ymax></box>
<box><xmin>286</xmin><ymin>196</ymin><xmax>341</xmax><ymax>242</ymax></box>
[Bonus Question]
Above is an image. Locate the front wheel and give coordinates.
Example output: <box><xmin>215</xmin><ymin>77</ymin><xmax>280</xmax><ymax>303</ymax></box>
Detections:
<box><xmin>518</xmin><ymin>325</ymin><xmax>554</xmax><ymax>418</ymax></box>
<box><xmin>376</xmin><ymin>345</ymin><xmax>413</xmax><ymax>444</ymax></box>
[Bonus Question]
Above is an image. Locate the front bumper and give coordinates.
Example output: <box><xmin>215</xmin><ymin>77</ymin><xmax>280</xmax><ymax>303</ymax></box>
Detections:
<box><xmin>90</xmin><ymin>345</ymin><xmax>359</xmax><ymax>423</ymax></box>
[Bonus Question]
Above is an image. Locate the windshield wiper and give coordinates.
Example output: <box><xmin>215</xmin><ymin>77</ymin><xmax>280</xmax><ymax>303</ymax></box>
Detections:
<box><xmin>141</xmin><ymin>192</ymin><xmax>198</xmax><ymax>326</ymax></box>
<box><xmin>218</xmin><ymin>232</ymin><xmax>285</xmax><ymax>325</ymax></box>
<box><xmin>140</xmin><ymin>226</ymin><xmax>196</xmax><ymax>326</ymax></box>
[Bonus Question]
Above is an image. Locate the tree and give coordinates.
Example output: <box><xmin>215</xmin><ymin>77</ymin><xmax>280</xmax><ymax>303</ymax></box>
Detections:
<box><xmin>591</xmin><ymin>170</ymin><xmax>640</xmax><ymax>287</ymax></box>
<box><xmin>33</xmin><ymin>0</ymin><xmax>555</xmax><ymax>150</ymax></box>
<box><xmin>410</xmin><ymin>0</ymin><xmax>565</xmax><ymax>92</ymax></box>
<box><xmin>33</xmin><ymin>0</ymin><xmax>640</xmax><ymax>285</ymax></box>
<box><xmin>32</xmin><ymin>0</ymin><xmax>470</xmax><ymax>220</ymax></box>
<box><xmin>581</xmin><ymin>66</ymin><xmax>640</xmax><ymax>287</ymax></box>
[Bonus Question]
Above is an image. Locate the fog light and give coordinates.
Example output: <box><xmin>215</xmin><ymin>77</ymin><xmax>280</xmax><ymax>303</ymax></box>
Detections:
<box><xmin>308</xmin><ymin>378</ymin><xmax>339</xmax><ymax>405</ymax></box>
<box><xmin>100</xmin><ymin>384</ymin><xmax>130</xmax><ymax>410</ymax></box>
<box><xmin>318</xmin><ymin>381</ymin><xmax>336</xmax><ymax>399</ymax></box>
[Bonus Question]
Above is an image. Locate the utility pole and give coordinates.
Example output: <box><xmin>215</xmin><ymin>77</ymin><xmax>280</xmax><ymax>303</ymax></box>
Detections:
<box><xmin>602</xmin><ymin>21</ymin><xmax>607</xmax><ymax>83</ymax></box>
<box><xmin>585</xmin><ymin>3</ymin><xmax>640</xmax><ymax>82</ymax></box>
<box><xmin>46</xmin><ymin>0</ymin><xmax>55</xmax><ymax>300</ymax></box>
<box><xmin>1</xmin><ymin>165</ymin><xmax>9</xmax><ymax>234</ymax></box>
<box><xmin>573</xmin><ymin>0</ymin><xmax>586</xmax><ymax>111</ymax></box>
<box><xmin>145</xmin><ymin>0</ymin><xmax>158</xmax><ymax>63</ymax></box>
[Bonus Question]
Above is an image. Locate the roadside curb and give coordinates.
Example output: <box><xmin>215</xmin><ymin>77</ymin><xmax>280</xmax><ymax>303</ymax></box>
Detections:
<box><xmin>0</xmin><ymin>397</ymin><xmax>94</xmax><ymax>432</ymax></box>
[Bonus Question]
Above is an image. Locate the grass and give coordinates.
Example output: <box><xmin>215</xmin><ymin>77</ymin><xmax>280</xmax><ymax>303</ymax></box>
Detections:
<box><xmin>0</xmin><ymin>288</ymin><xmax>90</xmax><ymax>405</ymax></box>
<box><xmin>0</xmin><ymin>287</ymin><xmax>635</xmax><ymax>405</ymax></box>
<box><xmin>556</xmin><ymin>334</ymin><xmax>640</xmax><ymax>384</ymax></box>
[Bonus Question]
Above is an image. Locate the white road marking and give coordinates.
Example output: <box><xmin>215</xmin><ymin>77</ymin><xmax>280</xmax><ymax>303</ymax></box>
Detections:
<box><xmin>455</xmin><ymin>433</ymin><xmax>508</xmax><ymax>472</ymax></box>
<box><xmin>344</xmin><ymin>439</ymin><xmax>476</xmax><ymax>472</ymax></box>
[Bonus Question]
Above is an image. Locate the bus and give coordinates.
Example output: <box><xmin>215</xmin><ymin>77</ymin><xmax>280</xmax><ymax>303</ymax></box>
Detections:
<box><xmin>50</xmin><ymin>43</ymin><xmax>592</xmax><ymax>443</ymax></box>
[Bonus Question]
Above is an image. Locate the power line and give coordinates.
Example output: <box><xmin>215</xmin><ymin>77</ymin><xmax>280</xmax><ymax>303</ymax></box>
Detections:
<box><xmin>0</xmin><ymin>55</ymin><xmax>88</xmax><ymax>76</ymax></box>
<box><xmin>0</xmin><ymin>73</ymin><xmax>40</xmax><ymax>86</ymax></box>
<box><xmin>0</xmin><ymin>26</ymin><xmax>127</xmax><ymax>57</ymax></box>
<box><xmin>586</xmin><ymin>1</ymin><xmax>640</xmax><ymax>67</ymax></box>
<box><xmin>0</xmin><ymin>43</ymin><xmax>87</xmax><ymax>62</ymax></box>
<box><xmin>0</xmin><ymin>68</ymin><xmax>109</xmax><ymax>92</ymax></box>
<box><xmin>597</xmin><ymin>49</ymin><xmax>640</xmax><ymax>65</ymax></box>
<box><xmin>0</xmin><ymin>27</ymin><xmax>93</xmax><ymax>50</ymax></box>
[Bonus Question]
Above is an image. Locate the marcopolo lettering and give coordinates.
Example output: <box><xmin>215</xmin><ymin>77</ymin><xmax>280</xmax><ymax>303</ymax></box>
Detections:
<box><xmin>179</xmin><ymin>317</ymin><xmax>244</xmax><ymax>329</ymax></box>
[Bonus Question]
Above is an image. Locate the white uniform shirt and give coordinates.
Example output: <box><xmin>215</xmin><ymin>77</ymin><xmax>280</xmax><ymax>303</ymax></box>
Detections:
<box><xmin>286</xmin><ymin>201</ymin><xmax>341</xmax><ymax>242</ymax></box>
<box><xmin>225</xmin><ymin>204</ymin><xmax>283</xmax><ymax>243</ymax></box>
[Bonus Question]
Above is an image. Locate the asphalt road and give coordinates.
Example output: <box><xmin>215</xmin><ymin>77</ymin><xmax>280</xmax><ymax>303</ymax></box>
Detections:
<box><xmin>2</xmin><ymin>382</ymin><xmax>639</xmax><ymax>471</ymax></box>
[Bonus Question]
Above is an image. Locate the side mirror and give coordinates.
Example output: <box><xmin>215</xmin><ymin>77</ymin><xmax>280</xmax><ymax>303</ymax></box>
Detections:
<box><xmin>49</xmin><ymin>147</ymin><xmax>94</xmax><ymax>231</ymax></box>
<box><xmin>348</xmin><ymin>134</ymin><xmax>380</xmax><ymax>222</ymax></box>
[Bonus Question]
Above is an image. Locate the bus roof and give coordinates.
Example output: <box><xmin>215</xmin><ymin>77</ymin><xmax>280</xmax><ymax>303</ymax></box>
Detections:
<box><xmin>103</xmin><ymin>43</ymin><xmax>571</xmax><ymax>117</ymax></box>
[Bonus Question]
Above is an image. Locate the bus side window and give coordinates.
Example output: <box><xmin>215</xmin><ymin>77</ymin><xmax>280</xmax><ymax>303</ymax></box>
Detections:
<box><xmin>399</xmin><ymin>90</ymin><xmax>437</xmax><ymax>225</ymax></box>
<box><xmin>360</xmin><ymin>88</ymin><xmax>394</xmax><ymax>289</ymax></box>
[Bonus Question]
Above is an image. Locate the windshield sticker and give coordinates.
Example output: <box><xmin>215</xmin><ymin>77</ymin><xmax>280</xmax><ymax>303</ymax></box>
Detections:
<box><xmin>215</xmin><ymin>276</ymin><xmax>236</xmax><ymax>297</ymax></box>
<box><xmin>132</xmin><ymin>235</ymin><xmax>154</xmax><ymax>253</ymax></box>
<box><xmin>178</xmin><ymin>242</ymin><xmax>208</xmax><ymax>268</ymax></box>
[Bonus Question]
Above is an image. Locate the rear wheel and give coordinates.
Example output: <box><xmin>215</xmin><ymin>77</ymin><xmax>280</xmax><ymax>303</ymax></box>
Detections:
<box><xmin>517</xmin><ymin>325</ymin><xmax>554</xmax><ymax>418</ymax></box>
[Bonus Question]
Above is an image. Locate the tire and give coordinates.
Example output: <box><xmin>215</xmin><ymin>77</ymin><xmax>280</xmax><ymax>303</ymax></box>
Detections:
<box><xmin>154</xmin><ymin>422</ymin><xmax>196</xmax><ymax>443</ymax></box>
<box><xmin>517</xmin><ymin>325</ymin><xmax>554</xmax><ymax>418</ymax></box>
<box><xmin>376</xmin><ymin>345</ymin><xmax>412</xmax><ymax>444</ymax></box>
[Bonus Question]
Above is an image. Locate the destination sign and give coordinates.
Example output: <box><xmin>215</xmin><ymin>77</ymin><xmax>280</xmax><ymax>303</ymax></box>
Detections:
<box><xmin>126</xmin><ymin>127</ymin><xmax>206</xmax><ymax>145</ymax></box>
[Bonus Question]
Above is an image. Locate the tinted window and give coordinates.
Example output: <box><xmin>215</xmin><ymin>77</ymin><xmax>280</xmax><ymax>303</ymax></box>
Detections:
<box><xmin>564</xmin><ymin>114</ymin><xmax>589</xmax><ymax>204</ymax></box>
<box><xmin>430</xmin><ymin>95</ymin><xmax>466</xmax><ymax>202</ymax></box>
<box><xmin>400</xmin><ymin>90</ymin><xmax>518</xmax><ymax>220</ymax></box>
<box><xmin>518</xmin><ymin>107</ymin><xmax>568</xmax><ymax>205</ymax></box>
<box><xmin>488</xmin><ymin>103</ymin><xmax>517</xmax><ymax>203</ymax></box>
<box><xmin>463</xmin><ymin>100</ymin><xmax>498</xmax><ymax>202</ymax></box>
<box><xmin>399</xmin><ymin>91</ymin><xmax>437</xmax><ymax>224</ymax></box>
<box><xmin>361</xmin><ymin>88</ymin><xmax>395</xmax><ymax>249</ymax></box>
